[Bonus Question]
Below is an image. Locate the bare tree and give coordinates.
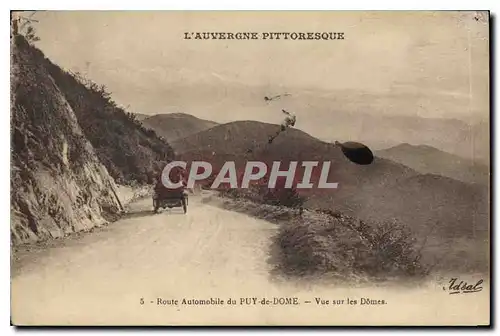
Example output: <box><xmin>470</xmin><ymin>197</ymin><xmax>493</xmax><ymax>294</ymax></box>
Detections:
<box><xmin>12</xmin><ymin>11</ymin><xmax>40</xmax><ymax>43</ymax></box>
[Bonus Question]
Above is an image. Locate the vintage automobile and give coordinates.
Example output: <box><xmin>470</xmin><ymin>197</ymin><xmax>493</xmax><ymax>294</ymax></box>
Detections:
<box><xmin>153</xmin><ymin>188</ymin><xmax>188</xmax><ymax>214</ymax></box>
<box><xmin>153</xmin><ymin>167</ymin><xmax>188</xmax><ymax>214</ymax></box>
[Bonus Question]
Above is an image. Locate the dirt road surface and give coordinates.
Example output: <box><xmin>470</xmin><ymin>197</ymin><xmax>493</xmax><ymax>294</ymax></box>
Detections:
<box><xmin>11</xmin><ymin>194</ymin><xmax>489</xmax><ymax>326</ymax></box>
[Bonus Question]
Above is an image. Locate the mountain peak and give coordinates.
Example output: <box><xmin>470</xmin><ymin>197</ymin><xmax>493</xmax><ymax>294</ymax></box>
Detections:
<box><xmin>141</xmin><ymin>112</ymin><xmax>218</xmax><ymax>143</ymax></box>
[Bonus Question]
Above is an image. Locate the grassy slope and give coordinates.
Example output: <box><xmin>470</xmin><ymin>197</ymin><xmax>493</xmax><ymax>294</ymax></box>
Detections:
<box><xmin>174</xmin><ymin>120</ymin><xmax>489</xmax><ymax>239</ymax></box>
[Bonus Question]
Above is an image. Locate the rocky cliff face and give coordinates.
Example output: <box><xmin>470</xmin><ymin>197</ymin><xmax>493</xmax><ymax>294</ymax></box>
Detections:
<box><xmin>10</xmin><ymin>35</ymin><xmax>123</xmax><ymax>244</ymax></box>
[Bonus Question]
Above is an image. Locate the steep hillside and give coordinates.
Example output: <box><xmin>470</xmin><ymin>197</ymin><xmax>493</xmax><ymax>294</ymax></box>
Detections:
<box><xmin>11</xmin><ymin>35</ymin><xmax>124</xmax><ymax>244</ymax></box>
<box><xmin>33</xmin><ymin>48</ymin><xmax>175</xmax><ymax>184</ymax></box>
<box><xmin>142</xmin><ymin>113</ymin><xmax>218</xmax><ymax>144</ymax></box>
<box><xmin>376</xmin><ymin>143</ymin><xmax>489</xmax><ymax>185</ymax></box>
<box><xmin>173</xmin><ymin>120</ymin><xmax>488</xmax><ymax>239</ymax></box>
<box><xmin>314</xmin><ymin>173</ymin><xmax>489</xmax><ymax>239</ymax></box>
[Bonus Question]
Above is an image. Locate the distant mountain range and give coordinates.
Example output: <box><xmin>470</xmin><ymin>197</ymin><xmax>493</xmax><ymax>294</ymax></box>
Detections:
<box><xmin>312</xmin><ymin>112</ymin><xmax>490</xmax><ymax>166</ymax></box>
<box><xmin>376</xmin><ymin>143</ymin><xmax>489</xmax><ymax>185</ymax></box>
<box><xmin>136</xmin><ymin>84</ymin><xmax>489</xmax><ymax>165</ymax></box>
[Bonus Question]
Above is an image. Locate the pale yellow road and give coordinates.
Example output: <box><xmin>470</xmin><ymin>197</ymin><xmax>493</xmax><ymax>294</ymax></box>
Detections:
<box><xmin>11</xmin><ymin>195</ymin><xmax>490</xmax><ymax>326</ymax></box>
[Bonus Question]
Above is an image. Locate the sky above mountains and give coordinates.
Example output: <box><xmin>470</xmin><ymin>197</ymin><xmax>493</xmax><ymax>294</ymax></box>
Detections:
<box><xmin>28</xmin><ymin>11</ymin><xmax>489</xmax><ymax>125</ymax></box>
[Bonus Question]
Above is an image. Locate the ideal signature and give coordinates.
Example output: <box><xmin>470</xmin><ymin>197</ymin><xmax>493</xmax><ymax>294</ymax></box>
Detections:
<box><xmin>443</xmin><ymin>278</ymin><xmax>484</xmax><ymax>295</ymax></box>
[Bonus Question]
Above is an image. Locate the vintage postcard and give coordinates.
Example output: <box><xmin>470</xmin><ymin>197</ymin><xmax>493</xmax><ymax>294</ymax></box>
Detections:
<box><xmin>10</xmin><ymin>10</ymin><xmax>490</xmax><ymax>326</ymax></box>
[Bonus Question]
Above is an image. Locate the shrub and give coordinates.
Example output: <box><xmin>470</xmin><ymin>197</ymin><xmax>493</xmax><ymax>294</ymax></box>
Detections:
<box><xmin>263</xmin><ymin>185</ymin><xmax>305</xmax><ymax>208</ymax></box>
<box><xmin>219</xmin><ymin>180</ymin><xmax>306</xmax><ymax>210</ymax></box>
<box><xmin>272</xmin><ymin>210</ymin><xmax>425</xmax><ymax>281</ymax></box>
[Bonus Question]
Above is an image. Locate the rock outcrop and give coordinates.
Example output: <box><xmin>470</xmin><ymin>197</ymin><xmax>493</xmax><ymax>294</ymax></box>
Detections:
<box><xmin>10</xmin><ymin>35</ymin><xmax>124</xmax><ymax>244</ymax></box>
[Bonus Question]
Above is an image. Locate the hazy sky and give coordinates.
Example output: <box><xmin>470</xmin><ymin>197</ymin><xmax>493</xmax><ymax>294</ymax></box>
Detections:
<box><xmin>23</xmin><ymin>11</ymin><xmax>489</xmax><ymax>124</ymax></box>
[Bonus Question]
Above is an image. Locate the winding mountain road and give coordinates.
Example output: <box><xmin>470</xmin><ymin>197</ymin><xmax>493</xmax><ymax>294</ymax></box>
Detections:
<box><xmin>11</xmin><ymin>194</ymin><xmax>489</xmax><ymax>326</ymax></box>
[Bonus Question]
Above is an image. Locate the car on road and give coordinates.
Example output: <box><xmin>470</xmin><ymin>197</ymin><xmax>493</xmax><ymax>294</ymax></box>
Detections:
<box><xmin>153</xmin><ymin>166</ymin><xmax>188</xmax><ymax>214</ymax></box>
<box><xmin>153</xmin><ymin>188</ymin><xmax>188</xmax><ymax>214</ymax></box>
